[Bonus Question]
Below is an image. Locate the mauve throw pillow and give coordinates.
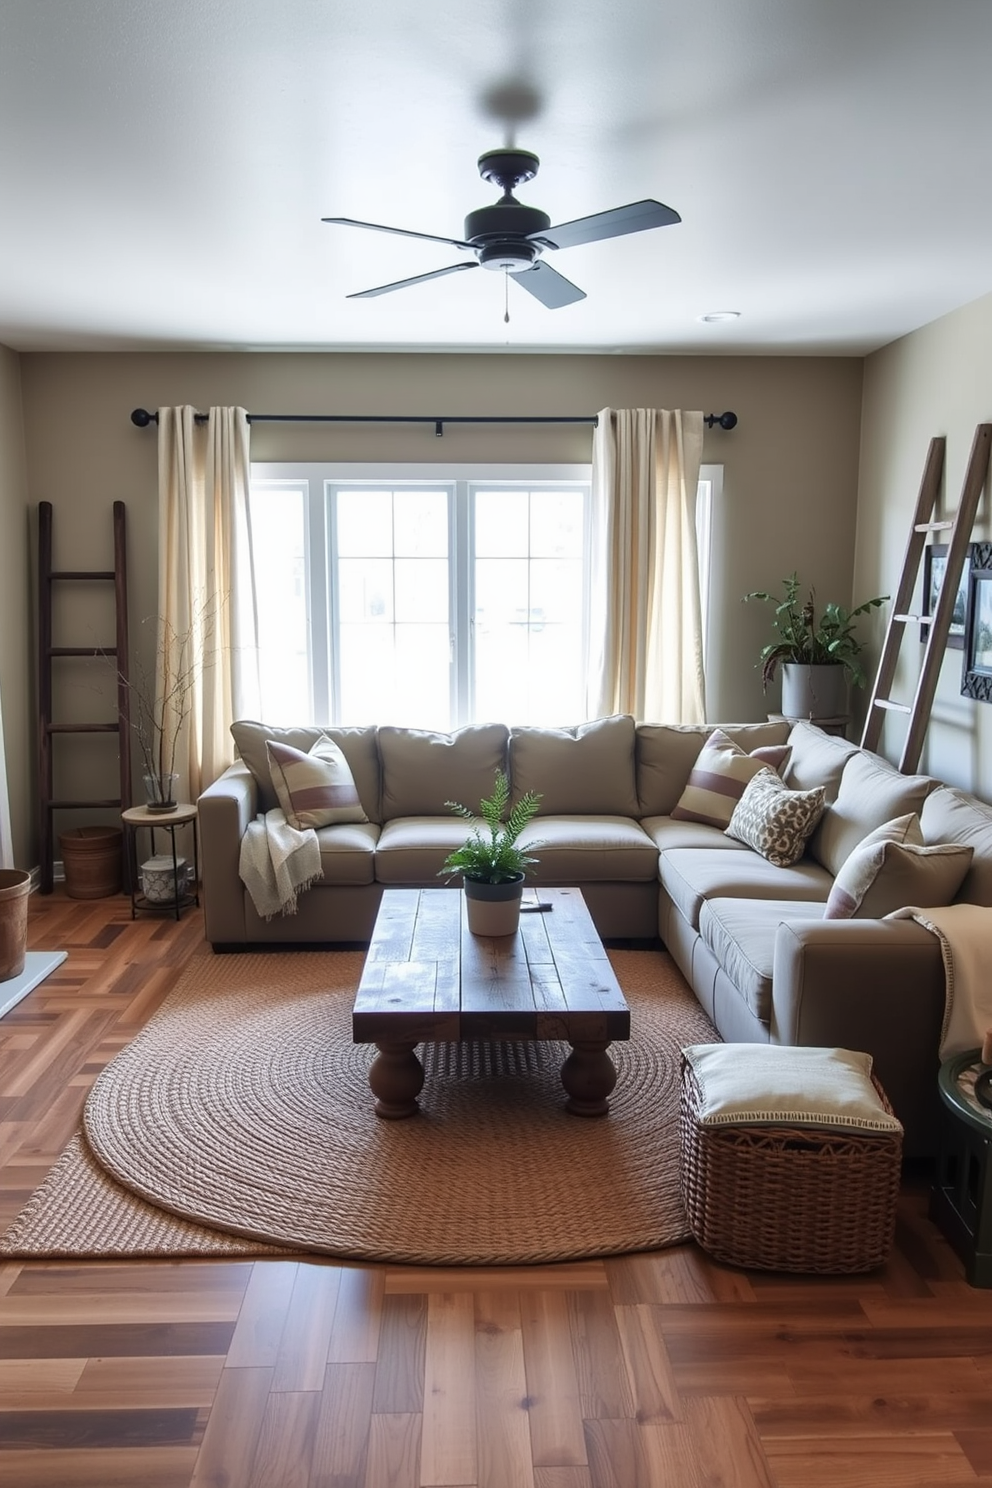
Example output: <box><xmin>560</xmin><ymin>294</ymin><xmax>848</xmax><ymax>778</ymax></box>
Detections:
<box><xmin>266</xmin><ymin>736</ymin><xmax>369</xmax><ymax>830</ymax></box>
<box><xmin>672</xmin><ymin>730</ymin><xmax>790</xmax><ymax>829</ymax></box>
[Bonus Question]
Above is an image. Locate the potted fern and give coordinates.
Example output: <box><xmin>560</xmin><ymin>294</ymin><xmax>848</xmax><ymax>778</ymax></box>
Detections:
<box><xmin>743</xmin><ymin>573</ymin><xmax>888</xmax><ymax>718</ymax></box>
<box><xmin>439</xmin><ymin>770</ymin><xmax>542</xmax><ymax>936</ymax></box>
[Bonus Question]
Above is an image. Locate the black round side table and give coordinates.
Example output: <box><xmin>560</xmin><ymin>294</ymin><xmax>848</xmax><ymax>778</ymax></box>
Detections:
<box><xmin>929</xmin><ymin>1049</ymin><xmax>992</xmax><ymax>1288</ymax></box>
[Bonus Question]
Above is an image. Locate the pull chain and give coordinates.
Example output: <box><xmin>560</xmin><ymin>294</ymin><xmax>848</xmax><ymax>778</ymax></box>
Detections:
<box><xmin>504</xmin><ymin>271</ymin><xmax>510</xmax><ymax>324</ymax></box>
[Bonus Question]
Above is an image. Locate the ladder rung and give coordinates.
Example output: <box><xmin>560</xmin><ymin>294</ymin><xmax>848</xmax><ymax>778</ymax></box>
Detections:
<box><xmin>49</xmin><ymin>647</ymin><xmax>118</xmax><ymax>658</ymax></box>
<box><xmin>49</xmin><ymin>569</ymin><xmax>117</xmax><ymax>580</ymax></box>
<box><xmin>874</xmin><ymin>698</ymin><xmax>912</xmax><ymax>714</ymax></box>
<box><xmin>914</xmin><ymin>521</ymin><xmax>954</xmax><ymax>532</ymax></box>
<box><xmin>46</xmin><ymin>799</ymin><xmax>123</xmax><ymax>810</ymax></box>
<box><xmin>46</xmin><ymin>722</ymin><xmax>120</xmax><ymax>734</ymax></box>
<box><xmin>893</xmin><ymin>613</ymin><xmax>923</xmax><ymax>624</ymax></box>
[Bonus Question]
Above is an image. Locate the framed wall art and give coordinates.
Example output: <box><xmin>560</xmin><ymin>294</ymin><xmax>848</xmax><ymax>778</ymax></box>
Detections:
<box><xmin>961</xmin><ymin>542</ymin><xmax>992</xmax><ymax>703</ymax></box>
<box><xmin>922</xmin><ymin>542</ymin><xmax>970</xmax><ymax>649</ymax></box>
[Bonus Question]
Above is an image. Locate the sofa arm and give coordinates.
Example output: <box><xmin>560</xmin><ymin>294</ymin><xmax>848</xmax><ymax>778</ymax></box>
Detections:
<box><xmin>198</xmin><ymin>762</ymin><xmax>256</xmax><ymax>946</ymax></box>
<box><xmin>772</xmin><ymin>916</ymin><xmax>945</xmax><ymax>1152</ymax></box>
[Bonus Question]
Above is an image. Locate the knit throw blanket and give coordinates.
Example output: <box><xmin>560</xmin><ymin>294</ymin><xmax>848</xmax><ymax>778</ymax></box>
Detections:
<box><xmin>239</xmin><ymin>808</ymin><xmax>323</xmax><ymax>920</ymax></box>
<box><xmin>888</xmin><ymin>903</ymin><xmax>992</xmax><ymax>1059</ymax></box>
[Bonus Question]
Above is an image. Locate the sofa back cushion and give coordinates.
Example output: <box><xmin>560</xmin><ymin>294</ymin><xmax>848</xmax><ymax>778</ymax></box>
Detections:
<box><xmin>378</xmin><ymin>724</ymin><xmax>509</xmax><ymax>820</ymax></box>
<box><xmin>920</xmin><ymin>785</ymin><xmax>992</xmax><ymax>906</ymax></box>
<box><xmin>782</xmin><ymin>720</ymin><xmax>859</xmax><ymax>800</ymax></box>
<box><xmin>809</xmin><ymin>749</ymin><xmax>936</xmax><ymax>876</ymax></box>
<box><xmin>509</xmin><ymin>715</ymin><xmax>639</xmax><ymax>817</ymax></box>
<box><xmin>636</xmin><ymin>721</ymin><xmax>790</xmax><ymax>817</ymax></box>
<box><xmin>231</xmin><ymin>720</ymin><xmax>381</xmax><ymax>820</ymax></box>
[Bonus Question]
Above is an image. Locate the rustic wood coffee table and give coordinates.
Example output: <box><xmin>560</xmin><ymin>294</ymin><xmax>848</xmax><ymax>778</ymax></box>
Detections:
<box><xmin>352</xmin><ymin>886</ymin><xmax>631</xmax><ymax>1119</ymax></box>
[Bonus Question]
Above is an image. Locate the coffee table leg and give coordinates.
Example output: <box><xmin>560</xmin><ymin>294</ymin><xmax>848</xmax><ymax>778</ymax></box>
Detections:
<box><xmin>561</xmin><ymin>1040</ymin><xmax>617</xmax><ymax>1116</ymax></box>
<box><xmin>368</xmin><ymin>1041</ymin><xmax>425</xmax><ymax>1119</ymax></box>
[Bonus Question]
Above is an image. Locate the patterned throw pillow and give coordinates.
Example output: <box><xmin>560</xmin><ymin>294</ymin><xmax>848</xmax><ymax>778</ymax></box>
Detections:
<box><xmin>825</xmin><ymin>812</ymin><xmax>973</xmax><ymax>918</ymax></box>
<box><xmin>266</xmin><ymin>735</ymin><xmax>369</xmax><ymax>829</ymax></box>
<box><xmin>725</xmin><ymin>768</ymin><xmax>827</xmax><ymax>867</ymax></box>
<box><xmin>672</xmin><ymin>729</ymin><xmax>792</xmax><ymax>829</ymax></box>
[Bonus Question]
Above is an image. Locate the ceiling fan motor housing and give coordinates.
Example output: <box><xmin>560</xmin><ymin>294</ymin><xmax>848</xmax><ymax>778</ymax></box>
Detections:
<box><xmin>464</xmin><ymin>200</ymin><xmax>551</xmax><ymax>272</ymax></box>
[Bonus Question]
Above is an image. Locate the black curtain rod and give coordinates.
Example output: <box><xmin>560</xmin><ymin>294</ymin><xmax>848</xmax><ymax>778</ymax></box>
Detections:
<box><xmin>130</xmin><ymin>408</ymin><xmax>738</xmax><ymax>436</ymax></box>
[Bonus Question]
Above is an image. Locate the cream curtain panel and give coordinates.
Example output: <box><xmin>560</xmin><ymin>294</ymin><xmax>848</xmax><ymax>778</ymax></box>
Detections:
<box><xmin>587</xmin><ymin>408</ymin><xmax>706</xmax><ymax>724</ymax></box>
<box><xmin>157</xmin><ymin>407</ymin><xmax>259</xmax><ymax>802</ymax></box>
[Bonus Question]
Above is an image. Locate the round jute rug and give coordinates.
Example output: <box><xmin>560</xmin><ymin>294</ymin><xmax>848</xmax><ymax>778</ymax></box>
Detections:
<box><xmin>77</xmin><ymin>946</ymin><xmax>716</xmax><ymax>1266</ymax></box>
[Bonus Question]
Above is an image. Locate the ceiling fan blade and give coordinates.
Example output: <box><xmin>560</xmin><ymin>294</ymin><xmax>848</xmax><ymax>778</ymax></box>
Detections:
<box><xmin>534</xmin><ymin>199</ymin><xmax>681</xmax><ymax>251</ymax></box>
<box><xmin>512</xmin><ymin>261</ymin><xmax>586</xmax><ymax>309</ymax></box>
<box><xmin>347</xmin><ymin>262</ymin><xmax>479</xmax><ymax>299</ymax></box>
<box><xmin>322</xmin><ymin>216</ymin><xmax>473</xmax><ymax>250</ymax></box>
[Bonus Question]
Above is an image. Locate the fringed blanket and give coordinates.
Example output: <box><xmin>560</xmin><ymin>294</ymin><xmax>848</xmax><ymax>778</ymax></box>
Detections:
<box><xmin>887</xmin><ymin>903</ymin><xmax>992</xmax><ymax>1059</ymax></box>
<box><xmin>239</xmin><ymin>808</ymin><xmax>322</xmax><ymax>920</ymax></box>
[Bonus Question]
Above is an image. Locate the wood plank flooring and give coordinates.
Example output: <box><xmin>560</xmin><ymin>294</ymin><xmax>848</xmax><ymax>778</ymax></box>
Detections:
<box><xmin>1</xmin><ymin>891</ymin><xmax>990</xmax><ymax>1486</ymax></box>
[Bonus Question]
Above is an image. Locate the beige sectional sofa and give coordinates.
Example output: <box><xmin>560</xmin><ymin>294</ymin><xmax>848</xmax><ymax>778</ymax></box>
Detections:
<box><xmin>198</xmin><ymin>714</ymin><xmax>992</xmax><ymax>1152</ymax></box>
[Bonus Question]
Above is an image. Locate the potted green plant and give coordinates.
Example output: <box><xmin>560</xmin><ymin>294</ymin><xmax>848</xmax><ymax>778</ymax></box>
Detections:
<box><xmin>743</xmin><ymin>573</ymin><xmax>889</xmax><ymax>718</ymax></box>
<box><xmin>439</xmin><ymin>769</ymin><xmax>543</xmax><ymax>936</ymax></box>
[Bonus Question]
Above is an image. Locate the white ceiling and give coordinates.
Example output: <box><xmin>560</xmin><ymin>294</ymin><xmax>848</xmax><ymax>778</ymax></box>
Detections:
<box><xmin>2</xmin><ymin>0</ymin><xmax>991</xmax><ymax>356</ymax></box>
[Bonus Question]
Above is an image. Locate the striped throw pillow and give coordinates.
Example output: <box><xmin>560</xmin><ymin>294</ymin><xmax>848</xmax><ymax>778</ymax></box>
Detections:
<box><xmin>671</xmin><ymin>729</ymin><xmax>790</xmax><ymax>829</ymax></box>
<box><xmin>266</xmin><ymin>735</ymin><xmax>368</xmax><ymax>829</ymax></box>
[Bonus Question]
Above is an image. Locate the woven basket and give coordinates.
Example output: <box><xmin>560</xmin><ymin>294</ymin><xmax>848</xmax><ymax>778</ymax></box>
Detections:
<box><xmin>679</xmin><ymin>1058</ymin><xmax>902</xmax><ymax>1273</ymax></box>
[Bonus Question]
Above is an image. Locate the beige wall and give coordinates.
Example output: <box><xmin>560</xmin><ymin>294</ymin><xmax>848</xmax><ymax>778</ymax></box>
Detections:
<box><xmin>10</xmin><ymin>349</ymin><xmax>863</xmax><ymax>867</ymax></box>
<box><xmin>0</xmin><ymin>345</ymin><xmax>31</xmax><ymax>868</ymax></box>
<box><xmin>857</xmin><ymin>291</ymin><xmax>992</xmax><ymax>794</ymax></box>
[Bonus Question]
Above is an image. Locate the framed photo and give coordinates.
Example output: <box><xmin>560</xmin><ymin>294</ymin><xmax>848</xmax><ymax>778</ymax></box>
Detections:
<box><xmin>961</xmin><ymin>542</ymin><xmax>992</xmax><ymax>703</ymax></box>
<box><xmin>922</xmin><ymin>542</ymin><xmax>970</xmax><ymax>649</ymax></box>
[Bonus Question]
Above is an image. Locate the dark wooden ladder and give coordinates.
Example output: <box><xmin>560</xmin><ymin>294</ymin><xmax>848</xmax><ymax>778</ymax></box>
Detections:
<box><xmin>860</xmin><ymin>424</ymin><xmax>992</xmax><ymax>773</ymax></box>
<box><xmin>37</xmin><ymin>501</ymin><xmax>132</xmax><ymax>893</ymax></box>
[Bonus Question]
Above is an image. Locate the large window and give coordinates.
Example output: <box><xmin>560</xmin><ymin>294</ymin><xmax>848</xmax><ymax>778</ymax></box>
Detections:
<box><xmin>248</xmin><ymin>465</ymin><xmax>591</xmax><ymax>729</ymax></box>
<box><xmin>249</xmin><ymin>462</ymin><xmax>718</xmax><ymax>728</ymax></box>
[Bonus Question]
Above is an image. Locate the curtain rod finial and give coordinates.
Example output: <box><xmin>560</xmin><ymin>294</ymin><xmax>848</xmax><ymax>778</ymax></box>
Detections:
<box><xmin>131</xmin><ymin>408</ymin><xmax>155</xmax><ymax>427</ymax></box>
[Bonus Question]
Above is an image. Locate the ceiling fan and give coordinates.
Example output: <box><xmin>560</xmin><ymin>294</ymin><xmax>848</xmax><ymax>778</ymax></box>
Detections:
<box><xmin>322</xmin><ymin>148</ymin><xmax>681</xmax><ymax>309</ymax></box>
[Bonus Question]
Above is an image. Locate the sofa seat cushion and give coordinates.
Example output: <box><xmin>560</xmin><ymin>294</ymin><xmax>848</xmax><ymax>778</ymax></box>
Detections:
<box><xmin>517</xmin><ymin>816</ymin><xmax>659</xmax><ymax>883</ymax></box>
<box><xmin>641</xmin><ymin>816</ymin><xmax>749</xmax><ymax>854</ymax></box>
<box><xmin>313</xmin><ymin>822</ymin><xmax>380</xmax><ymax>886</ymax></box>
<box><xmin>378</xmin><ymin>724</ymin><xmax>509</xmax><ymax>821</ymax></box>
<box><xmin>374</xmin><ymin>817</ymin><xmax>486</xmax><ymax>884</ymax></box>
<box><xmin>660</xmin><ymin>847</ymin><xmax>832</xmax><ymax>931</ymax></box>
<box><xmin>699</xmin><ymin>897</ymin><xmax>827</xmax><ymax>1022</ymax></box>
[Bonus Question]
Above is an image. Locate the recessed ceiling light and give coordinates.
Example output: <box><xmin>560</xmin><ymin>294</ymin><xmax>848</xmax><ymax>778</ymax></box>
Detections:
<box><xmin>697</xmin><ymin>310</ymin><xmax>741</xmax><ymax>323</ymax></box>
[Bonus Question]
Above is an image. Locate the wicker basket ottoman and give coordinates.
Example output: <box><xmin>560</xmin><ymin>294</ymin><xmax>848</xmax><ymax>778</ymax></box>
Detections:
<box><xmin>679</xmin><ymin>1044</ymin><xmax>903</xmax><ymax>1274</ymax></box>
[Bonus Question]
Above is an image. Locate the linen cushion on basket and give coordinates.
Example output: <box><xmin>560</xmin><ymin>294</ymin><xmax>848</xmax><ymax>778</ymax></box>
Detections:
<box><xmin>266</xmin><ymin>736</ymin><xmax>369</xmax><ymax>829</ymax></box>
<box><xmin>824</xmin><ymin>814</ymin><xmax>974</xmax><ymax>919</ymax></box>
<box><xmin>671</xmin><ymin>729</ymin><xmax>791</xmax><ymax>829</ymax></box>
<box><xmin>725</xmin><ymin>768</ymin><xmax>826</xmax><ymax>867</ymax></box>
<box><xmin>681</xmin><ymin>1043</ymin><xmax>903</xmax><ymax>1134</ymax></box>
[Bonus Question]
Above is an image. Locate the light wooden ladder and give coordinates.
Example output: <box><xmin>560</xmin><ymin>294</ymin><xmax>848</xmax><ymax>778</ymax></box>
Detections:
<box><xmin>861</xmin><ymin>423</ymin><xmax>992</xmax><ymax>773</ymax></box>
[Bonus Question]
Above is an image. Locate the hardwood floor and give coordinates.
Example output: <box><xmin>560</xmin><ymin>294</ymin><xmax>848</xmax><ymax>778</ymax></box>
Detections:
<box><xmin>1</xmin><ymin>891</ymin><xmax>991</xmax><ymax>1487</ymax></box>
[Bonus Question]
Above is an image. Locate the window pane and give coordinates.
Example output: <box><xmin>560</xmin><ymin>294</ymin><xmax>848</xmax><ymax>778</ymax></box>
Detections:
<box><xmin>337</xmin><ymin>558</ymin><xmax>393</xmax><ymax>623</ymax></box>
<box><xmin>475</xmin><ymin>490</ymin><xmax>529</xmax><ymax>556</ymax></box>
<box><xmin>530</xmin><ymin>490</ymin><xmax>584</xmax><ymax>558</ymax></box>
<box><xmin>336</xmin><ymin>490</ymin><xmax>393</xmax><ymax>556</ymax></box>
<box><xmin>393</xmin><ymin>491</ymin><xmax>448</xmax><ymax>556</ymax></box>
<box><xmin>249</xmin><ymin>483</ymin><xmax>310</xmax><ymax>722</ymax></box>
<box><xmin>395</xmin><ymin>558</ymin><xmax>448</xmax><ymax>622</ymax></box>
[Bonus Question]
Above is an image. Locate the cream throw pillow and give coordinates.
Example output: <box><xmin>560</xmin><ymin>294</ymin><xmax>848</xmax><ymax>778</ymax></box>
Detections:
<box><xmin>825</xmin><ymin>814</ymin><xmax>973</xmax><ymax>919</ymax></box>
<box><xmin>682</xmin><ymin>1043</ymin><xmax>903</xmax><ymax>1133</ymax></box>
<box><xmin>266</xmin><ymin>735</ymin><xmax>369</xmax><ymax>829</ymax></box>
<box><xmin>725</xmin><ymin>768</ymin><xmax>826</xmax><ymax>867</ymax></box>
<box><xmin>672</xmin><ymin>729</ymin><xmax>791</xmax><ymax>829</ymax></box>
